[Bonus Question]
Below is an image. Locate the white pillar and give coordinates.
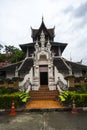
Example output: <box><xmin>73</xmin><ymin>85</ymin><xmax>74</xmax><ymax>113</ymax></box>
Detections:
<box><xmin>15</xmin><ymin>66</ymin><xmax>18</xmax><ymax>77</ymax></box>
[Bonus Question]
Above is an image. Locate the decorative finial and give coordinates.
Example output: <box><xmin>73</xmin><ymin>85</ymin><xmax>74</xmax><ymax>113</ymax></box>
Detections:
<box><xmin>40</xmin><ymin>30</ymin><xmax>45</xmax><ymax>49</ymax></box>
<box><xmin>42</xmin><ymin>15</ymin><xmax>44</xmax><ymax>22</ymax></box>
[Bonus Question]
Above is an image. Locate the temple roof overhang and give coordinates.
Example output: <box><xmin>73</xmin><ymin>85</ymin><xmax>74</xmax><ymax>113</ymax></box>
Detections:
<box><xmin>0</xmin><ymin>58</ymin><xmax>34</xmax><ymax>73</ymax></box>
<box><xmin>19</xmin><ymin>42</ymin><xmax>35</xmax><ymax>52</ymax></box>
<box><xmin>53</xmin><ymin>57</ymin><xmax>87</xmax><ymax>72</ymax></box>
<box><xmin>53</xmin><ymin>57</ymin><xmax>69</xmax><ymax>71</ymax></box>
<box><xmin>19</xmin><ymin>42</ymin><xmax>67</xmax><ymax>53</ymax></box>
<box><xmin>66</xmin><ymin>60</ymin><xmax>87</xmax><ymax>72</ymax></box>
<box><xmin>0</xmin><ymin>57</ymin><xmax>87</xmax><ymax>74</ymax></box>
<box><xmin>51</xmin><ymin>42</ymin><xmax>67</xmax><ymax>53</ymax></box>
<box><xmin>0</xmin><ymin>61</ymin><xmax>22</xmax><ymax>72</ymax></box>
<box><xmin>18</xmin><ymin>58</ymin><xmax>33</xmax><ymax>73</ymax></box>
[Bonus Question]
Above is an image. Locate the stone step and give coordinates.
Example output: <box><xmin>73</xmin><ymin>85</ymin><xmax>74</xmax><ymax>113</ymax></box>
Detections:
<box><xmin>39</xmin><ymin>85</ymin><xmax>49</xmax><ymax>90</ymax></box>
<box><xmin>30</xmin><ymin>97</ymin><xmax>57</xmax><ymax>100</ymax></box>
<box><xmin>25</xmin><ymin>100</ymin><xmax>64</xmax><ymax>109</ymax></box>
<box><xmin>30</xmin><ymin>91</ymin><xmax>58</xmax><ymax>96</ymax></box>
<box><xmin>29</xmin><ymin>85</ymin><xmax>59</xmax><ymax>100</ymax></box>
<box><xmin>29</xmin><ymin>89</ymin><xmax>59</xmax><ymax>100</ymax></box>
<box><xmin>30</xmin><ymin>90</ymin><xmax>58</xmax><ymax>93</ymax></box>
<box><xmin>39</xmin><ymin>88</ymin><xmax>49</xmax><ymax>90</ymax></box>
<box><xmin>30</xmin><ymin>93</ymin><xmax>58</xmax><ymax>97</ymax></box>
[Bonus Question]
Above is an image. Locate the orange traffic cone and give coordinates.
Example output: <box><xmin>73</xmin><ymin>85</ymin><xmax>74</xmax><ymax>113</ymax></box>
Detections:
<box><xmin>10</xmin><ymin>100</ymin><xmax>16</xmax><ymax>116</ymax></box>
<box><xmin>71</xmin><ymin>100</ymin><xmax>78</xmax><ymax>114</ymax></box>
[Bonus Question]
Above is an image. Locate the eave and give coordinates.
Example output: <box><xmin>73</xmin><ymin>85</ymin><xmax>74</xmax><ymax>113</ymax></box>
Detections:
<box><xmin>19</xmin><ymin>42</ymin><xmax>35</xmax><ymax>52</ymax></box>
<box><xmin>66</xmin><ymin>60</ymin><xmax>87</xmax><ymax>72</ymax></box>
<box><xmin>51</xmin><ymin>42</ymin><xmax>68</xmax><ymax>53</ymax></box>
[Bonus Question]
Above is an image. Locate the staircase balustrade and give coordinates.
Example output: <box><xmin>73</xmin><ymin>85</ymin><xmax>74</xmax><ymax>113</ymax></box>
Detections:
<box><xmin>56</xmin><ymin>78</ymin><xmax>68</xmax><ymax>92</ymax></box>
<box><xmin>19</xmin><ymin>78</ymin><xmax>32</xmax><ymax>92</ymax></box>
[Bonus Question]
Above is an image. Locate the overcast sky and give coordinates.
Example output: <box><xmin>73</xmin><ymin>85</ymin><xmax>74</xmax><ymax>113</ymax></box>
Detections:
<box><xmin>0</xmin><ymin>0</ymin><xmax>87</xmax><ymax>64</ymax></box>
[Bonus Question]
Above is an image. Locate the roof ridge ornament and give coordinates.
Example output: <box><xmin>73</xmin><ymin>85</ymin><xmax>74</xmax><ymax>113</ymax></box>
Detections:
<box><xmin>40</xmin><ymin>30</ymin><xmax>45</xmax><ymax>50</ymax></box>
<box><xmin>42</xmin><ymin>15</ymin><xmax>44</xmax><ymax>22</ymax></box>
<box><xmin>47</xmin><ymin>39</ymin><xmax>51</xmax><ymax>53</ymax></box>
<box><xmin>47</xmin><ymin>39</ymin><xmax>50</xmax><ymax>45</ymax></box>
<box><xmin>35</xmin><ymin>40</ymin><xmax>39</xmax><ymax>53</ymax></box>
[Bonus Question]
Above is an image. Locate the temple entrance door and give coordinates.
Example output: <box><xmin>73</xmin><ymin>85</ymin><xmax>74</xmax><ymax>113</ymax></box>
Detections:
<box><xmin>40</xmin><ymin>72</ymin><xmax>48</xmax><ymax>85</ymax></box>
<box><xmin>39</xmin><ymin>66</ymin><xmax>48</xmax><ymax>85</ymax></box>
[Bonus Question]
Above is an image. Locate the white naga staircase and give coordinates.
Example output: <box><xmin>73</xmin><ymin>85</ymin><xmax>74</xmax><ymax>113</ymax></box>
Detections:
<box><xmin>19</xmin><ymin>73</ymin><xmax>32</xmax><ymax>92</ymax></box>
<box><xmin>19</xmin><ymin>70</ymin><xmax>68</xmax><ymax>93</ymax></box>
<box><xmin>55</xmin><ymin>67</ymin><xmax>68</xmax><ymax>92</ymax></box>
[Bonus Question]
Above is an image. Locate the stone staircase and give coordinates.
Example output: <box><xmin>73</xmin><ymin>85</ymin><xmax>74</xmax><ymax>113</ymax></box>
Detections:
<box><xmin>29</xmin><ymin>85</ymin><xmax>59</xmax><ymax>100</ymax></box>
<box><xmin>25</xmin><ymin>85</ymin><xmax>65</xmax><ymax>109</ymax></box>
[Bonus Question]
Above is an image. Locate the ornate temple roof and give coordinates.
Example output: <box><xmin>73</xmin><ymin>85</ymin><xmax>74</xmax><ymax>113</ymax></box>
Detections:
<box><xmin>0</xmin><ymin>61</ymin><xmax>22</xmax><ymax>72</ymax></box>
<box><xmin>19</xmin><ymin>42</ymin><xmax>35</xmax><ymax>52</ymax></box>
<box><xmin>19</xmin><ymin>41</ymin><xmax>67</xmax><ymax>54</ymax></box>
<box><xmin>0</xmin><ymin>56</ymin><xmax>87</xmax><ymax>76</ymax></box>
<box><xmin>18</xmin><ymin>58</ymin><xmax>33</xmax><ymax>72</ymax></box>
<box><xmin>0</xmin><ymin>19</ymin><xmax>87</xmax><ymax>77</ymax></box>
<box><xmin>0</xmin><ymin>58</ymin><xmax>33</xmax><ymax>73</ymax></box>
<box><xmin>19</xmin><ymin>19</ymin><xmax>67</xmax><ymax>55</ymax></box>
<box><xmin>51</xmin><ymin>42</ymin><xmax>67</xmax><ymax>54</ymax></box>
<box><xmin>31</xmin><ymin>19</ymin><xmax>55</xmax><ymax>41</ymax></box>
<box><xmin>66</xmin><ymin>60</ymin><xmax>87</xmax><ymax>72</ymax></box>
<box><xmin>53</xmin><ymin>57</ymin><xmax>87</xmax><ymax>72</ymax></box>
<box><xmin>53</xmin><ymin>57</ymin><xmax>69</xmax><ymax>71</ymax></box>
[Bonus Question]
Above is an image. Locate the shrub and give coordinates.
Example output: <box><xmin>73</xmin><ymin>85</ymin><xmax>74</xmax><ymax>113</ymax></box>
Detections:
<box><xmin>70</xmin><ymin>93</ymin><xmax>87</xmax><ymax>107</ymax></box>
<box><xmin>0</xmin><ymin>92</ymin><xmax>23</xmax><ymax>109</ymax></box>
<box><xmin>19</xmin><ymin>92</ymin><xmax>30</xmax><ymax>103</ymax></box>
<box><xmin>59</xmin><ymin>91</ymin><xmax>87</xmax><ymax>107</ymax></box>
<box><xmin>59</xmin><ymin>91</ymin><xmax>73</xmax><ymax>106</ymax></box>
<box><xmin>76</xmin><ymin>85</ymin><xmax>87</xmax><ymax>94</ymax></box>
<box><xmin>0</xmin><ymin>89</ymin><xmax>30</xmax><ymax>109</ymax></box>
<box><xmin>0</xmin><ymin>87</ymin><xmax>18</xmax><ymax>94</ymax></box>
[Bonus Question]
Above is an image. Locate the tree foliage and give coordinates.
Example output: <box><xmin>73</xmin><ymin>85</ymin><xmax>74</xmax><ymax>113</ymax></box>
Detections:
<box><xmin>11</xmin><ymin>50</ymin><xmax>24</xmax><ymax>63</ymax></box>
<box><xmin>19</xmin><ymin>92</ymin><xmax>30</xmax><ymax>102</ymax></box>
<box><xmin>0</xmin><ymin>45</ymin><xmax>24</xmax><ymax>63</ymax></box>
<box><xmin>76</xmin><ymin>85</ymin><xmax>87</xmax><ymax>94</ymax></box>
<box><xmin>0</xmin><ymin>44</ymin><xmax>3</xmax><ymax>53</ymax></box>
<box><xmin>0</xmin><ymin>54</ymin><xmax>7</xmax><ymax>62</ymax></box>
<box><xmin>4</xmin><ymin>45</ymin><xmax>19</xmax><ymax>54</ymax></box>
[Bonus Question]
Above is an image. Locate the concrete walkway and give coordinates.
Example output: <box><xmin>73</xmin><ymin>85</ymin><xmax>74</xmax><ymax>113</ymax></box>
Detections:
<box><xmin>0</xmin><ymin>111</ymin><xmax>87</xmax><ymax>130</ymax></box>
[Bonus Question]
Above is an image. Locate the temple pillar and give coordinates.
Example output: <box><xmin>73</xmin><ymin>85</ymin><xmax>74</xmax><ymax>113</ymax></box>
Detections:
<box><xmin>15</xmin><ymin>66</ymin><xmax>18</xmax><ymax>77</ymax></box>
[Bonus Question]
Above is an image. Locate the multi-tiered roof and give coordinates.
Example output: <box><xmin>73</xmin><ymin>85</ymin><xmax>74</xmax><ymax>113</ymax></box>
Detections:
<box><xmin>0</xmin><ymin>19</ymin><xmax>87</xmax><ymax>77</ymax></box>
<box><xmin>20</xmin><ymin>19</ymin><xmax>67</xmax><ymax>57</ymax></box>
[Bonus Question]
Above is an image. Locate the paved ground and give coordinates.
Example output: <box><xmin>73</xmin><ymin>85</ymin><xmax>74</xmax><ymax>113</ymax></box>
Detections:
<box><xmin>0</xmin><ymin>111</ymin><xmax>87</xmax><ymax>130</ymax></box>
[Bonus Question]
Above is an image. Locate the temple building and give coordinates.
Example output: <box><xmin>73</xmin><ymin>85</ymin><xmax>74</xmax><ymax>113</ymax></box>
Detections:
<box><xmin>0</xmin><ymin>19</ymin><xmax>87</xmax><ymax>94</ymax></box>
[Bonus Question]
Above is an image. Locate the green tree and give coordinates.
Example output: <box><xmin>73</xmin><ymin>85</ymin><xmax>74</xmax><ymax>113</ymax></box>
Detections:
<box><xmin>11</xmin><ymin>50</ymin><xmax>24</xmax><ymax>63</ymax></box>
<box><xmin>4</xmin><ymin>45</ymin><xmax>24</xmax><ymax>63</ymax></box>
<box><xmin>4</xmin><ymin>45</ymin><xmax>19</xmax><ymax>54</ymax></box>
<box><xmin>0</xmin><ymin>54</ymin><xmax>7</xmax><ymax>62</ymax></box>
<box><xmin>0</xmin><ymin>45</ymin><xmax>24</xmax><ymax>63</ymax></box>
<box><xmin>0</xmin><ymin>44</ymin><xmax>3</xmax><ymax>54</ymax></box>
